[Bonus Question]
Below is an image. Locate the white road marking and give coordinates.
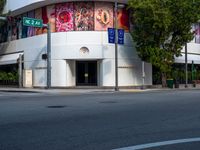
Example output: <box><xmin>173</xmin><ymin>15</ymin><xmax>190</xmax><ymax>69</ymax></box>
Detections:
<box><xmin>113</xmin><ymin>137</ymin><xmax>200</xmax><ymax>150</ymax></box>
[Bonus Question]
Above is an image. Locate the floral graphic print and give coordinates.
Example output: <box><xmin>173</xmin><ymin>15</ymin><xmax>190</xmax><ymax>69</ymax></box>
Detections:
<box><xmin>74</xmin><ymin>2</ymin><xmax>94</xmax><ymax>31</ymax></box>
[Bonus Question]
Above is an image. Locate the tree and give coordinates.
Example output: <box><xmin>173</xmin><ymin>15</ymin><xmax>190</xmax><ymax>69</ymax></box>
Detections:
<box><xmin>0</xmin><ymin>0</ymin><xmax>6</xmax><ymax>14</ymax></box>
<box><xmin>0</xmin><ymin>0</ymin><xmax>6</xmax><ymax>28</ymax></box>
<box><xmin>128</xmin><ymin>0</ymin><xmax>200</xmax><ymax>87</ymax></box>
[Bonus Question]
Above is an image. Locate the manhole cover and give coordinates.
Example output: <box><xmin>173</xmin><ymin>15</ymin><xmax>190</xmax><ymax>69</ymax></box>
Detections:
<box><xmin>99</xmin><ymin>101</ymin><xmax>117</xmax><ymax>104</ymax></box>
<box><xmin>47</xmin><ymin>105</ymin><xmax>67</xmax><ymax>108</ymax></box>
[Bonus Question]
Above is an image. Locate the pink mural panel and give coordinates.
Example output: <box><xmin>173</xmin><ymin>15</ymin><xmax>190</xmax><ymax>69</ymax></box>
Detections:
<box><xmin>117</xmin><ymin>7</ymin><xmax>129</xmax><ymax>31</ymax></box>
<box><xmin>47</xmin><ymin>5</ymin><xmax>56</xmax><ymax>32</ymax></box>
<box><xmin>56</xmin><ymin>3</ymin><xmax>74</xmax><ymax>32</ymax></box>
<box><xmin>74</xmin><ymin>2</ymin><xmax>94</xmax><ymax>31</ymax></box>
<box><xmin>95</xmin><ymin>2</ymin><xmax>113</xmax><ymax>31</ymax></box>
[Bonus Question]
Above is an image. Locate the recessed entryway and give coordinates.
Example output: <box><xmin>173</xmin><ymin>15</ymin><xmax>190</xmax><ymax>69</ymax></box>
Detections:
<box><xmin>76</xmin><ymin>61</ymin><xmax>97</xmax><ymax>86</ymax></box>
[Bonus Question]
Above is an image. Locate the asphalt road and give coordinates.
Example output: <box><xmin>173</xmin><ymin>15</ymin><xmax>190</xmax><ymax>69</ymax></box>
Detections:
<box><xmin>0</xmin><ymin>90</ymin><xmax>200</xmax><ymax>150</ymax></box>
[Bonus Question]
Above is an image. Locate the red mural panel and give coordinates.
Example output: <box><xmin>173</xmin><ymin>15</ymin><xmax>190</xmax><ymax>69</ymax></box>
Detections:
<box><xmin>74</xmin><ymin>2</ymin><xmax>94</xmax><ymax>31</ymax></box>
<box><xmin>117</xmin><ymin>7</ymin><xmax>129</xmax><ymax>31</ymax></box>
<box><xmin>56</xmin><ymin>3</ymin><xmax>74</xmax><ymax>32</ymax></box>
<box><xmin>95</xmin><ymin>2</ymin><xmax>114</xmax><ymax>31</ymax></box>
<box><xmin>42</xmin><ymin>6</ymin><xmax>48</xmax><ymax>33</ymax></box>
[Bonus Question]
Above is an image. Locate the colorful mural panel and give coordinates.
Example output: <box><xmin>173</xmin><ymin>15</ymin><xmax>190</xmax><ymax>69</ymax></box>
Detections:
<box><xmin>47</xmin><ymin>5</ymin><xmax>56</xmax><ymax>32</ymax></box>
<box><xmin>27</xmin><ymin>10</ymin><xmax>35</xmax><ymax>37</ymax></box>
<box><xmin>194</xmin><ymin>23</ymin><xmax>200</xmax><ymax>43</ymax></box>
<box><xmin>22</xmin><ymin>13</ymin><xmax>28</xmax><ymax>38</ymax></box>
<box><xmin>16</xmin><ymin>15</ymin><xmax>22</xmax><ymax>39</ymax></box>
<box><xmin>56</xmin><ymin>3</ymin><xmax>73</xmax><ymax>32</ymax></box>
<box><xmin>95</xmin><ymin>2</ymin><xmax>113</xmax><ymax>31</ymax></box>
<box><xmin>35</xmin><ymin>8</ymin><xmax>43</xmax><ymax>35</ymax></box>
<box><xmin>0</xmin><ymin>23</ymin><xmax>8</xmax><ymax>42</ymax></box>
<box><xmin>117</xmin><ymin>7</ymin><xmax>129</xmax><ymax>31</ymax></box>
<box><xmin>74</xmin><ymin>2</ymin><xmax>94</xmax><ymax>31</ymax></box>
<box><xmin>11</xmin><ymin>19</ymin><xmax>17</xmax><ymax>40</ymax></box>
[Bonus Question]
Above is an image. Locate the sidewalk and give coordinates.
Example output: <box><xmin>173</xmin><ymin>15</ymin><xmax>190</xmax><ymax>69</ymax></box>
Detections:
<box><xmin>0</xmin><ymin>84</ymin><xmax>200</xmax><ymax>95</ymax></box>
<box><xmin>0</xmin><ymin>87</ymin><xmax>116</xmax><ymax>94</ymax></box>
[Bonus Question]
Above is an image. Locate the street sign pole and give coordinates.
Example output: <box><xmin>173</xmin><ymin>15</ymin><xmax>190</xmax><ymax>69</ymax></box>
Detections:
<box><xmin>43</xmin><ymin>23</ymin><xmax>52</xmax><ymax>89</ymax></box>
<box><xmin>47</xmin><ymin>23</ymin><xmax>51</xmax><ymax>89</ymax></box>
<box><xmin>23</xmin><ymin>17</ymin><xmax>51</xmax><ymax>89</ymax></box>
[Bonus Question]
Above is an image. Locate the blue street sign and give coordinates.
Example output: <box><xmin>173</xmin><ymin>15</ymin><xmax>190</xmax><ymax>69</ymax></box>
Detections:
<box><xmin>108</xmin><ymin>28</ymin><xmax>115</xmax><ymax>44</ymax></box>
<box><xmin>118</xmin><ymin>29</ymin><xmax>124</xmax><ymax>45</ymax></box>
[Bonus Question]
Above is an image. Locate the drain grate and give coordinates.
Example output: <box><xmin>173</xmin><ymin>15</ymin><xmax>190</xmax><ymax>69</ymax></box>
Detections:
<box><xmin>99</xmin><ymin>101</ymin><xmax>117</xmax><ymax>104</ymax></box>
<box><xmin>47</xmin><ymin>105</ymin><xmax>67</xmax><ymax>108</ymax></box>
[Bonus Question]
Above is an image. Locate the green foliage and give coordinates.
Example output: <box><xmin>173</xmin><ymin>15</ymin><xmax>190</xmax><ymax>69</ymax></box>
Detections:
<box><xmin>128</xmin><ymin>0</ymin><xmax>200</xmax><ymax>74</ymax></box>
<box><xmin>0</xmin><ymin>71</ymin><xmax>18</xmax><ymax>81</ymax></box>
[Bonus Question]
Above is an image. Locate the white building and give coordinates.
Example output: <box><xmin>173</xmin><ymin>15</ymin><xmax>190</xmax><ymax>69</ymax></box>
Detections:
<box><xmin>0</xmin><ymin>0</ymin><xmax>153</xmax><ymax>88</ymax></box>
<box><xmin>2</xmin><ymin>0</ymin><xmax>199</xmax><ymax>88</ymax></box>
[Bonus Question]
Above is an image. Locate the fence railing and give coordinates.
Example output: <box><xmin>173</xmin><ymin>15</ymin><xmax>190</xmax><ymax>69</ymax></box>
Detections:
<box><xmin>0</xmin><ymin>80</ymin><xmax>19</xmax><ymax>86</ymax></box>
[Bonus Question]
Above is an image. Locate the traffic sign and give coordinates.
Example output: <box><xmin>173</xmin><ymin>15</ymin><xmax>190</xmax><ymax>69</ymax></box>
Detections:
<box><xmin>118</xmin><ymin>29</ymin><xmax>124</xmax><ymax>45</ymax></box>
<box><xmin>108</xmin><ymin>28</ymin><xmax>115</xmax><ymax>44</ymax></box>
<box><xmin>23</xmin><ymin>17</ymin><xmax>43</xmax><ymax>28</ymax></box>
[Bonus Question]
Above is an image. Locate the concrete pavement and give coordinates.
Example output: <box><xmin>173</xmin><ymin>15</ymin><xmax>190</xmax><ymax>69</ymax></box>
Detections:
<box><xmin>1</xmin><ymin>90</ymin><xmax>200</xmax><ymax>150</ymax></box>
<box><xmin>0</xmin><ymin>84</ymin><xmax>200</xmax><ymax>95</ymax></box>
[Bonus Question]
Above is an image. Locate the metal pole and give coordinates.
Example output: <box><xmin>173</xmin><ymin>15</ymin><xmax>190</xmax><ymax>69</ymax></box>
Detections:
<box><xmin>18</xmin><ymin>54</ymin><xmax>22</xmax><ymax>88</ymax></box>
<box><xmin>192</xmin><ymin>60</ymin><xmax>194</xmax><ymax>81</ymax></box>
<box><xmin>185</xmin><ymin>43</ymin><xmax>188</xmax><ymax>88</ymax></box>
<box><xmin>114</xmin><ymin>1</ymin><xmax>119</xmax><ymax>91</ymax></box>
<box><xmin>47</xmin><ymin>23</ymin><xmax>51</xmax><ymax>89</ymax></box>
<box><xmin>142</xmin><ymin>61</ymin><xmax>145</xmax><ymax>89</ymax></box>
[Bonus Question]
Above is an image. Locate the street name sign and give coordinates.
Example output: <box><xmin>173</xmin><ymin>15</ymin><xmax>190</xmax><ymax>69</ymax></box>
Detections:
<box><xmin>23</xmin><ymin>17</ymin><xmax>43</xmax><ymax>28</ymax></box>
<box><xmin>108</xmin><ymin>28</ymin><xmax>124</xmax><ymax>44</ymax></box>
<box><xmin>118</xmin><ymin>29</ymin><xmax>124</xmax><ymax>45</ymax></box>
<box><xmin>108</xmin><ymin>28</ymin><xmax>115</xmax><ymax>44</ymax></box>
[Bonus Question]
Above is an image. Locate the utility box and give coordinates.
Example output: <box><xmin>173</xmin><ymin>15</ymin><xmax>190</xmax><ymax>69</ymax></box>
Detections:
<box><xmin>23</xmin><ymin>70</ymin><xmax>33</xmax><ymax>88</ymax></box>
<box><xmin>166</xmin><ymin>79</ymin><xmax>174</xmax><ymax>89</ymax></box>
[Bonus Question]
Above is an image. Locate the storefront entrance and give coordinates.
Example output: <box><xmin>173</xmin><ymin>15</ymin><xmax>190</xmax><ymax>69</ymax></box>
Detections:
<box><xmin>76</xmin><ymin>61</ymin><xmax>97</xmax><ymax>86</ymax></box>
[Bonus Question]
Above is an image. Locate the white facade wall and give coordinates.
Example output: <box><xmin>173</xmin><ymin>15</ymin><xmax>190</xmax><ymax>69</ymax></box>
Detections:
<box><xmin>176</xmin><ymin>42</ymin><xmax>200</xmax><ymax>64</ymax></box>
<box><xmin>0</xmin><ymin>31</ymin><xmax>152</xmax><ymax>87</ymax></box>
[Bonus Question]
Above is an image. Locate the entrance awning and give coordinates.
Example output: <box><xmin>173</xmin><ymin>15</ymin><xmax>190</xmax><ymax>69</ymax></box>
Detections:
<box><xmin>0</xmin><ymin>53</ymin><xmax>23</xmax><ymax>65</ymax></box>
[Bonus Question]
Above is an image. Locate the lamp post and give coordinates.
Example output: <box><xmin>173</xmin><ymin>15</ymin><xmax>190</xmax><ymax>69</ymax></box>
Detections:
<box><xmin>114</xmin><ymin>1</ymin><xmax>118</xmax><ymax>91</ymax></box>
<box><xmin>114</xmin><ymin>1</ymin><xmax>124</xmax><ymax>91</ymax></box>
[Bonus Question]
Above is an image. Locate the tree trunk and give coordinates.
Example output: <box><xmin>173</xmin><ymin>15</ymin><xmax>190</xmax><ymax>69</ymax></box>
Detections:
<box><xmin>162</xmin><ymin>72</ymin><xmax>167</xmax><ymax>87</ymax></box>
